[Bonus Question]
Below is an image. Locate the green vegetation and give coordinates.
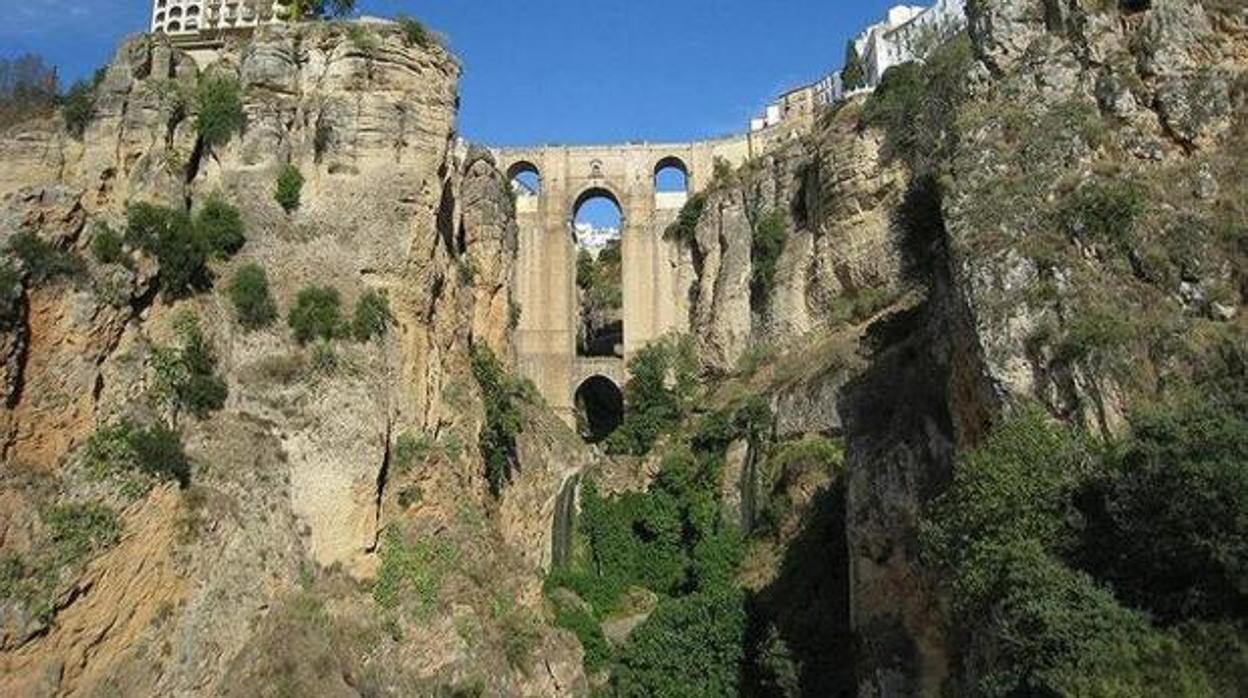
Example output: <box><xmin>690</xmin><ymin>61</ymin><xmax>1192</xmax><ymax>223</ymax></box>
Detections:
<box><xmin>841</xmin><ymin>40</ymin><xmax>867</xmax><ymax>91</ymax></box>
<box><xmin>195</xmin><ymin>74</ymin><xmax>244</xmax><ymax>148</ymax></box>
<box><xmin>547</xmin><ymin>399</ymin><xmax>763</xmax><ymax>690</ymax></box>
<box><xmin>194</xmin><ymin>196</ymin><xmax>246</xmax><ymax>258</ymax></box>
<box><xmin>921</xmin><ymin>385</ymin><xmax>1248</xmax><ymax>695</ymax></box>
<box><xmin>288</xmin><ymin>285</ymin><xmax>343</xmax><ymax>344</ymax></box>
<box><xmin>605</xmin><ymin>335</ymin><xmax>698</xmax><ymax>456</ymax></box>
<box><xmin>90</xmin><ymin>223</ymin><xmax>127</xmax><ymax>266</ymax></box>
<box><xmin>397</xmin><ymin>15</ymin><xmax>436</xmax><ymax>49</ymax></box>
<box><xmin>1059</xmin><ymin>178</ymin><xmax>1145</xmax><ymax>252</ymax></box>
<box><xmin>346</xmin><ymin>24</ymin><xmax>380</xmax><ymax>54</ymax></box>
<box><xmin>860</xmin><ymin>35</ymin><xmax>973</xmax><ymax>172</ymax></box>
<box><xmin>469</xmin><ymin>344</ymin><xmax>525</xmax><ymax>496</ymax></box>
<box><xmin>152</xmin><ymin>313</ymin><xmax>228</xmax><ymax>420</ymax></box>
<box><xmin>663</xmin><ymin>192</ymin><xmax>706</xmax><ymax>245</ymax></box>
<box><xmin>84</xmin><ymin>419</ymin><xmax>192</xmax><ymax>488</ymax></box>
<box><xmin>391</xmin><ymin>431</ymin><xmax>433</xmax><ymax>475</ymax></box>
<box><xmin>750</xmin><ymin>210</ymin><xmax>787</xmax><ymax>309</ymax></box>
<box><xmin>275</xmin><ymin>164</ymin><xmax>304</xmax><ymax>213</ymax></box>
<box><xmin>227</xmin><ymin>263</ymin><xmax>278</xmax><ymax>330</ymax></box>
<box><xmin>3</xmin><ymin>231</ymin><xmax>84</xmax><ymax>285</ymax></box>
<box><xmin>125</xmin><ymin>200</ymin><xmax>247</xmax><ymax>299</ymax></box>
<box><xmin>372</xmin><ymin>526</ymin><xmax>459</xmax><ymax>619</ymax></box>
<box><xmin>0</xmin><ymin>501</ymin><xmax>121</xmax><ymax>623</ymax></box>
<box><xmin>61</xmin><ymin>68</ymin><xmax>105</xmax><ymax>138</ymax></box>
<box><xmin>351</xmin><ymin>289</ymin><xmax>392</xmax><ymax>342</ymax></box>
<box><xmin>613</xmin><ymin>587</ymin><xmax>747</xmax><ymax>697</ymax></box>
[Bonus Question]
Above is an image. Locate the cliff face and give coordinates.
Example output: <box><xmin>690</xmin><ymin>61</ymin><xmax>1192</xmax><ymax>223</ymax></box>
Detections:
<box><xmin>682</xmin><ymin>0</ymin><xmax>1246</xmax><ymax>694</ymax></box>
<box><xmin>0</xmin><ymin>23</ymin><xmax>589</xmax><ymax>696</ymax></box>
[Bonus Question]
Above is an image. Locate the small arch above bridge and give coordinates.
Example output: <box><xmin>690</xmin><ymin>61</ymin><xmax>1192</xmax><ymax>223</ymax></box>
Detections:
<box><xmin>574</xmin><ymin>374</ymin><xmax>624</xmax><ymax>443</ymax></box>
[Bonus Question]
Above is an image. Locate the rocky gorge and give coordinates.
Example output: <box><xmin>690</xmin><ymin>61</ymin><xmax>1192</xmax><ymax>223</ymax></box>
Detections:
<box><xmin>1</xmin><ymin>1</ymin><xmax>1246</xmax><ymax>696</ymax></box>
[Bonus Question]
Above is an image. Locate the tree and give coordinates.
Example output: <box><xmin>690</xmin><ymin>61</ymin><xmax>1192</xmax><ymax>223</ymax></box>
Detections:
<box><xmin>287</xmin><ymin>285</ymin><xmax>343</xmax><ymax>344</ymax></box>
<box><xmin>842</xmin><ymin>40</ymin><xmax>867</xmax><ymax>91</ymax></box>
<box><xmin>283</xmin><ymin>0</ymin><xmax>356</xmax><ymax>19</ymax></box>
<box><xmin>274</xmin><ymin>164</ymin><xmax>304</xmax><ymax>213</ymax></box>
<box><xmin>227</xmin><ymin>264</ymin><xmax>278</xmax><ymax>330</ymax></box>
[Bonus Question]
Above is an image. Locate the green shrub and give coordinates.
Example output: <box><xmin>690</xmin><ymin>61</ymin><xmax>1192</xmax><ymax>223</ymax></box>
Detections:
<box><xmin>44</xmin><ymin>502</ymin><xmax>121</xmax><ymax>567</ymax></box>
<box><xmin>125</xmin><ymin>202</ymin><xmax>213</xmax><ymax>299</ymax></box>
<box><xmin>551</xmin><ymin>602</ymin><xmax>611</xmax><ymax>672</ymax></box>
<box><xmin>664</xmin><ymin>192</ymin><xmax>706</xmax><ymax>244</ymax></box>
<box><xmin>152</xmin><ymin>313</ymin><xmax>228</xmax><ymax>420</ymax></box>
<box><xmin>84</xmin><ymin>420</ymin><xmax>192</xmax><ymax>488</ymax></box>
<box><xmin>60</xmin><ymin>69</ymin><xmax>104</xmax><ymax>139</ymax></box>
<box><xmin>4</xmin><ymin>231</ymin><xmax>84</xmax><ymax>284</ymax></box>
<box><xmin>227</xmin><ymin>263</ymin><xmax>278</xmax><ymax>330</ymax></box>
<box><xmin>372</xmin><ymin>527</ymin><xmax>459</xmax><ymax>619</ymax></box>
<box><xmin>469</xmin><ymin>344</ymin><xmax>525</xmax><ymax>496</ymax></box>
<box><xmin>605</xmin><ymin>337</ymin><xmax>698</xmax><ymax>456</ymax></box>
<box><xmin>612</xmin><ymin>587</ymin><xmax>747</xmax><ymax>697</ymax></box>
<box><xmin>1060</xmin><ymin>179</ymin><xmax>1145</xmax><ymax>251</ymax></box>
<box><xmin>392</xmin><ymin>431</ymin><xmax>432</xmax><ymax>475</ymax></box>
<box><xmin>195</xmin><ymin>74</ymin><xmax>244</xmax><ymax>148</ymax></box>
<box><xmin>841</xmin><ymin>39</ymin><xmax>867</xmax><ymax>91</ymax></box>
<box><xmin>351</xmin><ymin>289</ymin><xmax>391</xmax><ymax>342</ymax></box>
<box><xmin>275</xmin><ymin>164</ymin><xmax>304</xmax><ymax>214</ymax></box>
<box><xmin>288</xmin><ymin>285</ymin><xmax>343</xmax><ymax>344</ymax></box>
<box><xmin>90</xmin><ymin>223</ymin><xmax>127</xmax><ymax>266</ymax></box>
<box><xmin>397</xmin><ymin>15</ymin><xmax>435</xmax><ymax>48</ymax></box>
<box><xmin>750</xmin><ymin>210</ymin><xmax>787</xmax><ymax>309</ymax></box>
<box><xmin>193</xmin><ymin>197</ymin><xmax>246</xmax><ymax>258</ymax></box>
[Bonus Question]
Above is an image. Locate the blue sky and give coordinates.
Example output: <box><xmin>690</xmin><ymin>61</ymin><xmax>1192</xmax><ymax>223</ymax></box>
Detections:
<box><xmin>1</xmin><ymin>1</ymin><xmax>905</xmax><ymax>147</ymax></box>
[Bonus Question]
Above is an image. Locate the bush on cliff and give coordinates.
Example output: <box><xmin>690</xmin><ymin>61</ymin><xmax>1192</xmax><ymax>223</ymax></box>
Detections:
<box><xmin>275</xmin><ymin>164</ymin><xmax>304</xmax><ymax>214</ymax></box>
<box><xmin>288</xmin><ymin>285</ymin><xmax>343</xmax><ymax>344</ymax></box>
<box><xmin>125</xmin><ymin>200</ymin><xmax>247</xmax><ymax>299</ymax></box>
<box><xmin>84</xmin><ymin>420</ymin><xmax>192</xmax><ymax>489</ymax></box>
<box><xmin>605</xmin><ymin>336</ymin><xmax>698</xmax><ymax>456</ymax></box>
<box><xmin>228</xmin><ymin>263</ymin><xmax>278</xmax><ymax>330</ymax></box>
<box><xmin>750</xmin><ymin>210</ymin><xmax>787</xmax><ymax>310</ymax></box>
<box><xmin>469</xmin><ymin>344</ymin><xmax>525</xmax><ymax>496</ymax></box>
<box><xmin>351</xmin><ymin>289</ymin><xmax>392</xmax><ymax>342</ymax></box>
<box><xmin>195</xmin><ymin>74</ymin><xmax>244</xmax><ymax>148</ymax></box>
<box><xmin>152</xmin><ymin>312</ymin><xmax>229</xmax><ymax>421</ymax></box>
<box><xmin>4</xmin><ymin>231</ymin><xmax>85</xmax><ymax>285</ymax></box>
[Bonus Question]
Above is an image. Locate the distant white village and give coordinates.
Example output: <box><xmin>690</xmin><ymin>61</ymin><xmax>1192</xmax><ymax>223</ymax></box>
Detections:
<box><xmin>750</xmin><ymin>0</ymin><xmax>967</xmax><ymax>133</ymax></box>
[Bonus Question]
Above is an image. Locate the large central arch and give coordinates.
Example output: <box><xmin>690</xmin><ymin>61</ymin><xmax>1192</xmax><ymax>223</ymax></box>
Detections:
<box><xmin>495</xmin><ymin>136</ymin><xmax>753</xmax><ymax>430</ymax></box>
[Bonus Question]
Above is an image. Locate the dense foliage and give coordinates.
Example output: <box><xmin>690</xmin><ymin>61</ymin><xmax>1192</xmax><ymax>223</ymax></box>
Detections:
<box><xmin>397</xmin><ymin>15</ymin><xmax>436</xmax><ymax>48</ymax></box>
<box><xmin>125</xmin><ymin>200</ymin><xmax>246</xmax><ymax>299</ymax></box>
<box><xmin>288</xmin><ymin>285</ymin><xmax>343</xmax><ymax>344</ymax></box>
<box><xmin>841</xmin><ymin>40</ymin><xmax>867</xmax><ymax>91</ymax></box>
<box><xmin>469</xmin><ymin>345</ymin><xmax>526</xmax><ymax>496</ymax></box>
<box><xmin>227</xmin><ymin>263</ymin><xmax>278</xmax><ymax>330</ymax></box>
<box><xmin>605</xmin><ymin>336</ymin><xmax>698</xmax><ymax>456</ymax></box>
<box><xmin>922</xmin><ymin>384</ymin><xmax>1248</xmax><ymax>696</ymax></box>
<box><xmin>547</xmin><ymin>400</ymin><xmax>767</xmax><ymax>691</ymax></box>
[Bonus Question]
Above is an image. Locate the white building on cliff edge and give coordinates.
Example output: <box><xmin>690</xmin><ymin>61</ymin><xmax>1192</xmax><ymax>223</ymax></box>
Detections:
<box><xmin>750</xmin><ymin>0</ymin><xmax>967</xmax><ymax>133</ymax></box>
<box><xmin>150</xmin><ymin>0</ymin><xmax>292</xmax><ymax>38</ymax></box>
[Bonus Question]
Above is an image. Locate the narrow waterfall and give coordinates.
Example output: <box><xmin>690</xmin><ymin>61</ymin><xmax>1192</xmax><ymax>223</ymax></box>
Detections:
<box><xmin>551</xmin><ymin>473</ymin><xmax>580</xmax><ymax>568</ymax></box>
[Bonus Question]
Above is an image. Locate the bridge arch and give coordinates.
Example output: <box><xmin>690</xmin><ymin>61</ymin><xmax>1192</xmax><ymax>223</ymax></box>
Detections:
<box><xmin>571</xmin><ymin>185</ymin><xmax>625</xmax><ymax>228</ymax></box>
<box><xmin>654</xmin><ymin>156</ymin><xmax>691</xmax><ymax>192</ymax></box>
<box><xmin>574</xmin><ymin>374</ymin><xmax>624</xmax><ymax>443</ymax></box>
<box><xmin>507</xmin><ymin>160</ymin><xmax>542</xmax><ymax>198</ymax></box>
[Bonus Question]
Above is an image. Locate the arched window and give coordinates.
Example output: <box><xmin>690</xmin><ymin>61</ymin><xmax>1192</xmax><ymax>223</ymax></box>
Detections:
<box><xmin>507</xmin><ymin>161</ymin><xmax>541</xmax><ymax>198</ymax></box>
<box><xmin>654</xmin><ymin>156</ymin><xmax>690</xmax><ymax>193</ymax></box>
<box><xmin>573</xmin><ymin>188</ymin><xmax>624</xmax><ymax>358</ymax></box>
<box><xmin>167</xmin><ymin>20</ymin><xmax>182</xmax><ymax>31</ymax></box>
<box><xmin>575</xmin><ymin>376</ymin><xmax>624</xmax><ymax>443</ymax></box>
<box><xmin>186</xmin><ymin>5</ymin><xmax>200</xmax><ymax>16</ymax></box>
<box><xmin>169</xmin><ymin>6</ymin><xmax>183</xmax><ymax>17</ymax></box>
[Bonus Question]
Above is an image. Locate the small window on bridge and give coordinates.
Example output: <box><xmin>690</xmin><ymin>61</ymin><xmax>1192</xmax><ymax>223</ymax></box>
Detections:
<box><xmin>654</xmin><ymin>157</ymin><xmax>690</xmax><ymax>193</ymax></box>
<box><xmin>508</xmin><ymin>161</ymin><xmax>541</xmax><ymax>198</ymax></box>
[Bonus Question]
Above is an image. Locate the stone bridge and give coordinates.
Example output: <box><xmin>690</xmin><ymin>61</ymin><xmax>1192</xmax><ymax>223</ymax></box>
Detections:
<box><xmin>492</xmin><ymin>134</ymin><xmax>759</xmax><ymax>434</ymax></box>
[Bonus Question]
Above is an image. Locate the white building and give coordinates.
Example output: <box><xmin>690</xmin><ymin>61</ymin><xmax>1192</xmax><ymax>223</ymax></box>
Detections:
<box><xmin>150</xmin><ymin>0</ymin><xmax>291</xmax><ymax>38</ymax></box>
<box><xmin>750</xmin><ymin>0</ymin><xmax>967</xmax><ymax>131</ymax></box>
